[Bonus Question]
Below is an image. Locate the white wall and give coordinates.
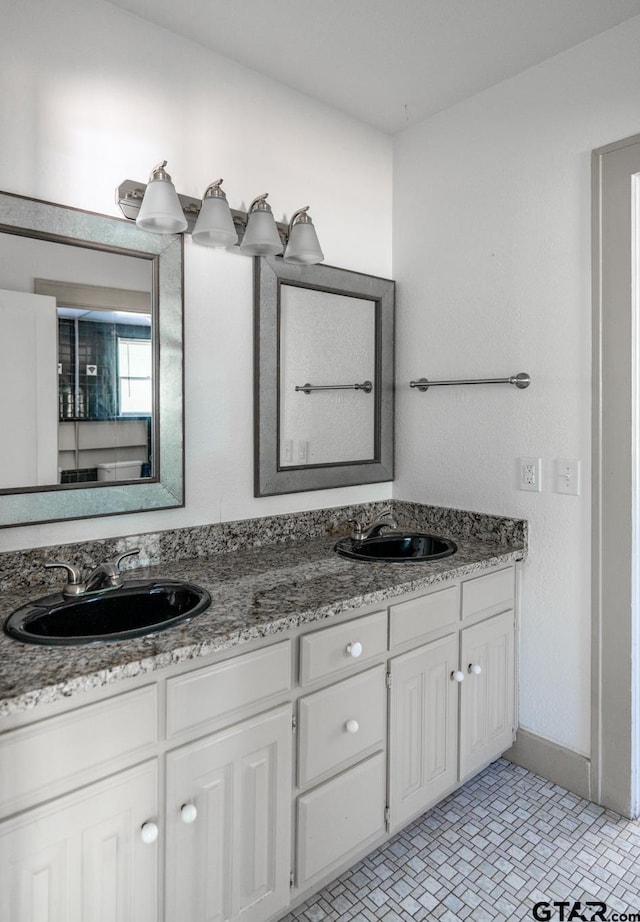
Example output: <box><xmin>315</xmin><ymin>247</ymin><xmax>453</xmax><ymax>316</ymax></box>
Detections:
<box><xmin>0</xmin><ymin>0</ymin><xmax>393</xmax><ymax>551</ymax></box>
<box><xmin>6</xmin><ymin>0</ymin><xmax>638</xmax><ymax>764</ymax></box>
<box><xmin>394</xmin><ymin>16</ymin><xmax>640</xmax><ymax>756</ymax></box>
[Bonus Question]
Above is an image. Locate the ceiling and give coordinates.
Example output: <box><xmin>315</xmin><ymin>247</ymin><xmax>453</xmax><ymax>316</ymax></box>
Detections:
<box><xmin>106</xmin><ymin>0</ymin><xmax>640</xmax><ymax>134</ymax></box>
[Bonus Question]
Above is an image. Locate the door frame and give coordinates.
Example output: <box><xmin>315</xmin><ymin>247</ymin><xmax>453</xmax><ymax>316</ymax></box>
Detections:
<box><xmin>591</xmin><ymin>133</ymin><xmax>640</xmax><ymax>818</ymax></box>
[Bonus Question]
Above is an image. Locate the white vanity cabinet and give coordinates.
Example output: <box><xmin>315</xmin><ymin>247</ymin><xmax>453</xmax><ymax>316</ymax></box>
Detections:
<box><xmin>296</xmin><ymin>752</ymin><xmax>386</xmax><ymax>886</ymax></box>
<box><xmin>0</xmin><ymin>561</ymin><xmax>518</xmax><ymax>922</ymax></box>
<box><xmin>459</xmin><ymin>566</ymin><xmax>516</xmax><ymax>781</ymax></box>
<box><xmin>387</xmin><ymin>567</ymin><xmax>516</xmax><ymax>834</ymax></box>
<box><xmin>163</xmin><ymin>641</ymin><xmax>293</xmax><ymax>922</ymax></box>
<box><xmin>0</xmin><ymin>643</ymin><xmax>293</xmax><ymax>922</ymax></box>
<box><xmin>0</xmin><ymin>685</ymin><xmax>160</xmax><ymax>922</ymax></box>
<box><xmin>0</xmin><ymin>760</ymin><xmax>158</xmax><ymax>922</ymax></box>
<box><xmin>459</xmin><ymin>610</ymin><xmax>515</xmax><ymax>781</ymax></box>
<box><xmin>294</xmin><ymin>610</ymin><xmax>388</xmax><ymax>890</ymax></box>
<box><xmin>388</xmin><ymin>632</ymin><xmax>459</xmax><ymax>830</ymax></box>
<box><xmin>165</xmin><ymin>705</ymin><xmax>292</xmax><ymax>922</ymax></box>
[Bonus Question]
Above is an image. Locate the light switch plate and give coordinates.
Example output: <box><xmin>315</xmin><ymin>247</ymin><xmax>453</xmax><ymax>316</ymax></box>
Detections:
<box><xmin>555</xmin><ymin>458</ymin><xmax>581</xmax><ymax>495</ymax></box>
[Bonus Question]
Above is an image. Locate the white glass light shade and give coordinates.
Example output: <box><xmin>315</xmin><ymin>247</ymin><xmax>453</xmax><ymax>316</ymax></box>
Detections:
<box><xmin>284</xmin><ymin>219</ymin><xmax>324</xmax><ymax>264</ymax></box>
<box><xmin>192</xmin><ymin>196</ymin><xmax>238</xmax><ymax>248</ymax></box>
<box><xmin>240</xmin><ymin>209</ymin><xmax>283</xmax><ymax>256</ymax></box>
<box><xmin>136</xmin><ymin>175</ymin><xmax>187</xmax><ymax>234</ymax></box>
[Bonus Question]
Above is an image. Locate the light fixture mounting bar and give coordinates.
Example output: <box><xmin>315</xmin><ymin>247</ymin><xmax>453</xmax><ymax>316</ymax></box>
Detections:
<box><xmin>115</xmin><ymin>179</ymin><xmax>289</xmax><ymax>243</ymax></box>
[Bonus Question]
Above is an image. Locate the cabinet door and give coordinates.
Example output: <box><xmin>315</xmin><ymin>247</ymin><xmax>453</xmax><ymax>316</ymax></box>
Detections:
<box><xmin>388</xmin><ymin>633</ymin><xmax>458</xmax><ymax>831</ymax></box>
<box><xmin>296</xmin><ymin>753</ymin><xmax>386</xmax><ymax>887</ymax></box>
<box><xmin>459</xmin><ymin>609</ymin><xmax>515</xmax><ymax>781</ymax></box>
<box><xmin>0</xmin><ymin>761</ymin><xmax>158</xmax><ymax>922</ymax></box>
<box><xmin>165</xmin><ymin>704</ymin><xmax>292</xmax><ymax>922</ymax></box>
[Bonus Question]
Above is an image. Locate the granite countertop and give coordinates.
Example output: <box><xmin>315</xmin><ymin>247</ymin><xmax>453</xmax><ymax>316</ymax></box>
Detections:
<box><xmin>0</xmin><ymin>521</ymin><xmax>525</xmax><ymax>719</ymax></box>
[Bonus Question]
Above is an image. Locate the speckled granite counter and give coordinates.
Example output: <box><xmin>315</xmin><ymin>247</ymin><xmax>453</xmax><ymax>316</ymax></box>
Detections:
<box><xmin>0</xmin><ymin>502</ymin><xmax>526</xmax><ymax>718</ymax></box>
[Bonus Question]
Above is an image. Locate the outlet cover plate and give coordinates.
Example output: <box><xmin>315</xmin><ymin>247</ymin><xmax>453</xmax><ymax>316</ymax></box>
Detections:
<box><xmin>518</xmin><ymin>456</ymin><xmax>541</xmax><ymax>492</ymax></box>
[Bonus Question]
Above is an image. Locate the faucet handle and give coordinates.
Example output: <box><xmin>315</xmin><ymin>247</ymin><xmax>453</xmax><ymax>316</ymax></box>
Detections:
<box><xmin>44</xmin><ymin>561</ymin><xmax>85</xmax><ymax>597</ymax></box>
<box><xmin>348</xmin><ymin>520</ymin><xmax>364</xmax><ymax>541</ymax></box>
<box><xmin>111</xmin><ymin>548</ymin><xmax>141</xmax><ymax>570</ymax></box>
<box><xmin>376</xmin><ymin>505</ymin><xmax>398</xmax><ymax>529</ymax></box>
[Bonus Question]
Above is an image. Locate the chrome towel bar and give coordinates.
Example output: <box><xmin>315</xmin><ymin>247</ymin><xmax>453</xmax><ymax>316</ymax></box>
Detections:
<box><xmin>410</xmin><ymin>372</ymin><xmax>530</xmax><ymax>392</ymax></box>
<box><xmin>295</xmin><ymin>380</ymin><xmax>373</xmax><ymax>394</ymax></box>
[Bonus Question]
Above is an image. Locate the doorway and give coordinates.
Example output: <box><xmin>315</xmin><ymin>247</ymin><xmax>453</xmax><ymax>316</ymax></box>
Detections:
<box><xmin>592</xmin><ymin>133</ymin><xmax>640</xmax><ymax>818</ymax></box>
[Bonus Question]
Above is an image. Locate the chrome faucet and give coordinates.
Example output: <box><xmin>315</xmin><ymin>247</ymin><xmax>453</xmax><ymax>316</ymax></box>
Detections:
<box><xmin>350</xmin><ymin>506</ymin><xmax>399</xmax><ymax>541</ymax></box>
<box><xmin>45</xmin><ymin>549</ymin><xmax>141</xmax><ymax>598</ymax></box>
<box><xmin>84</xmin><ymin>551</ymin><xmax>138</xmax><ymax>592</ymax></box>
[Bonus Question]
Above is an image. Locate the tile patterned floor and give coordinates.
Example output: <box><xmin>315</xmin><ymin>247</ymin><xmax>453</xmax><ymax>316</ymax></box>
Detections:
<box><xmin>279</xmin><ymin>759</ymin><xmax>640</xmax><ymax>922</ymax></box>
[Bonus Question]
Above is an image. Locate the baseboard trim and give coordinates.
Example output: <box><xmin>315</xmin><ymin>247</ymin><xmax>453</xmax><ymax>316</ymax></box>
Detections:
<box><xmin>504</xmin><ymin>728</ymin><xmax>591</xmax><ymax>801</ymax></box>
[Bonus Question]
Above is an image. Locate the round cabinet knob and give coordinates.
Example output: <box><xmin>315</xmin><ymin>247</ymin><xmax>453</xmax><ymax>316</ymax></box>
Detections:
<box><xmin>180</xmin><ymin>803</ymin><xmax>198</xmax><ymax>824</ymax></box>
<box><xmin>140</xmin><ymin>821</ymin><xmax>159</xmax><ymax>844</ymax></box>
<box><xmin>345</xmin><ymin>719</ymin><xmax>360</xmax><ymax>734</ymax></box>
<box><xmin>451</xmin><ymin>670</ymin><xmax>465</xmax><ymax>683</ymax></box>
<box><xmin>468</xmin><ymin>663</ymin><xmax>482</xmax><ymax>676</ymax></box>
<box><xmin>346</xmin><ymin>641</ymin><xmax>363</xmax><ymax>658</ymax></box>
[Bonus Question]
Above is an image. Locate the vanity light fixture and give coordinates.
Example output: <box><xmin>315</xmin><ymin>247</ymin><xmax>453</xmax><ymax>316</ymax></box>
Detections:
<box><xmin>191</xmin><ymin>179</ymin><xmax>238</xmax><ymax>248</ymax></box>
<box><xmin>239</xmin><ymin>194</ymin><xmax>283</xmax><ymax>257</ymax></box>
<box><xmin>283</xmin><ymin>206</ymin><xmax>324</xmax><ymax>265</ymax></box>
<box><xmin>135</xmin><ymin>161</ymin><xmax>188</xmax><ymax>234</ymax></box>
<box><xmin>117</xmin><ymin>165</ymin><xmax>323</xmax><ymax>263</ymax></box>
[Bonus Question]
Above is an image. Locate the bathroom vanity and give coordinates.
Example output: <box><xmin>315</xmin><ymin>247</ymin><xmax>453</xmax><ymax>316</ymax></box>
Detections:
<box><xmin>0</xmin><ymin>506</ymin><xmax>524</xmax><ymax>922</ymax></box>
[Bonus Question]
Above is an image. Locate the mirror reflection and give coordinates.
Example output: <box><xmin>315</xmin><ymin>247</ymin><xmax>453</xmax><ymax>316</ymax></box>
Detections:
<box><xmin>279</xmin><ymin>284</ymin><xmax>376</xmax><ymax>466</ymax></box>
<box><xmin>0</xmin><ymin>231</ymin><xmax>154</xmax><ymax>493</ymax></box>
<box><xmin>254</xmin><ymin>256</ymin><xmax>394</xmax><ymax>496</ymax></box>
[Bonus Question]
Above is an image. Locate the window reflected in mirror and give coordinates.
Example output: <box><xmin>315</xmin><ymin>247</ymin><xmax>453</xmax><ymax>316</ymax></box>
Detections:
<box><xmin>118</xmin><ymin>336</ymin><xmax>152</xmax><ymax>416</ymax></box>
<box><xmin>0</xmin><ymin>228</ymin><xmax>155</xmax><ymax>493</ymax></box>
<box><xmin>52</xmin><ymin>290</ymin><xmax>153</xmax><ymax>487</ymax></box>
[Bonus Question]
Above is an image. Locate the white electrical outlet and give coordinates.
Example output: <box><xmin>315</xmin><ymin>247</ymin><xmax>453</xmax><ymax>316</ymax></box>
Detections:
<box><xmin>518</xmin><ymin>457</ymin><xmax>541</xmax><ymax>492</ymax></box>
<box><xmin>555</xmin><ymin>458</ymin><xmax>581</xmax><ymax>495</ymax></box>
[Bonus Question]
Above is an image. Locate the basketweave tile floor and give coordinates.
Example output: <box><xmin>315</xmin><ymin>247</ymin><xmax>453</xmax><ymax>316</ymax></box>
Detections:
<box><xmin>278</xmin><ymin>759</ymin><xmax>640</xmax><ymax>922</ymax></box>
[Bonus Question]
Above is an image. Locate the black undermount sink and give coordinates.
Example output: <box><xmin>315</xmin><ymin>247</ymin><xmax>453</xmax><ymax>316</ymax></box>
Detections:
<box><xmin>4</xmin><ymin>579</ymin><xmax>212</xmax><ymax>646</ymax></box>
<box><xmin>334</xmin><ymin>532</ymin><xmax>457</xmax><ymax>563</ymax></box>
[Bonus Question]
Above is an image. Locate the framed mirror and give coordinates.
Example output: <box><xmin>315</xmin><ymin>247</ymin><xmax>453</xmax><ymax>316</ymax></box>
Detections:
<box><xmin>254</xmin><ymin>257</ymin><xmax>394</xmax><ymax>496</ymax></box>
<box><xmin>0</xmin><ymin>190</ymin><xmax>184</xmax><ymax>527</ymax></box>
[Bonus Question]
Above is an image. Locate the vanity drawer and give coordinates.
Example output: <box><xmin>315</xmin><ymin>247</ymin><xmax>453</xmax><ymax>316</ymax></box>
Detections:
<box><xmin>461</xmin><ymin>567</ymin><xmax>515</xmax><ymax>621</ymax></box>
<box><xmin>296</xmin><ymin>752</ymin><xmax>386</xmax><ymax>886</ymax></box>
<box><xmin>0</xmin><ymin>685</ymin><xmax>158</xmax><ymax>817</ymax></box>
<box><xmin>299</xmin><ymin>609</ymin><xmax>387</xmax><ymax>685</ymax></box>
<box><xmin>166</xmin><ymin>641</ymin><xmax>291</xmax><ymax>738</ymax></box>
<box><xmin>298</xmin><ymin>665</ymin><xmax>385</xmax><ymax>787</ymax></box>
<box><xmin>389</xmin><ymin>584</ymin><xmax>460</xmax><ymax>648</ymax></box>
